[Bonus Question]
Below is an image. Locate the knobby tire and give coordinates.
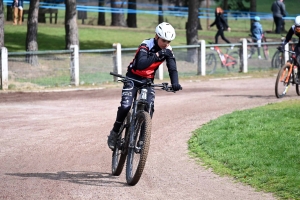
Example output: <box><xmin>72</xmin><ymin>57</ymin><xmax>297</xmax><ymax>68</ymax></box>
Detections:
<box><xmin>111</xmin><ymin>112</ymin><xmax>131</xmax><ymax>176</ymax></box>
<box><xmin>275</xmin><ymin>63</ymin><xmax>292</xmax><ymax>98</ymax></box>
<box><xmin>126</xmin><ymin>111</ymin><xmax>152</xmax><ymax>186</ymax></box>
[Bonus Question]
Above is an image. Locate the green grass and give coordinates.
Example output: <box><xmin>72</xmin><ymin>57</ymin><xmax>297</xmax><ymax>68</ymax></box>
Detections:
<box><xmin>188</xmin><ymin>100</ymin><xmax>300</xmax><ymax>199</ymax></box>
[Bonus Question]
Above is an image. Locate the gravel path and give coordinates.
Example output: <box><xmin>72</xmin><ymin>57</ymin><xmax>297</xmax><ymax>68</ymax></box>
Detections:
<box><xmin>0</xmin><ymin>77</ymin><xmax>297</xmax><ymax>200</ymax></box>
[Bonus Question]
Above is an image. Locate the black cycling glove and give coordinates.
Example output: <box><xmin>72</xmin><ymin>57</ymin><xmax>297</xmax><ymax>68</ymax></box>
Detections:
<box><xmin>157</xmin><ymin>49</ymin><xmax>174</xmax><ymax>58</ymax></box>
<box><xmin>172</xmin><ymin>83</ymin><xmax>182</xmax><ymax>91</ymax></box>
<box><xmin>277</xmin><ymin>45</ymin><xmax>285</xmax><ymax>52</ymax></box>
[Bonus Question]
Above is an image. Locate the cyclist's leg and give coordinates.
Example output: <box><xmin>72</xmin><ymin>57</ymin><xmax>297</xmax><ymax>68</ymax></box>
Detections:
<box><xmin>113</xmin><ymin>81</ymin><xmax>137</xmax><ymax>132</ymax></box>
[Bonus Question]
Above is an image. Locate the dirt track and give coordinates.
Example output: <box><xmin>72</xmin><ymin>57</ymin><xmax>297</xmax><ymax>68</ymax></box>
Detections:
<box><xmin>0</xmin><ymin>77</ymin><xmax>298</xmax><ymax>200</ymax></box>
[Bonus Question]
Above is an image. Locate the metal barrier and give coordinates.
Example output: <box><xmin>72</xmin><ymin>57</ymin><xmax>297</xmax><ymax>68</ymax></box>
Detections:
<box><xmin>0</xmin><ymin>40</ymin><xmax>294</xmax><ymax>91</ymax></box>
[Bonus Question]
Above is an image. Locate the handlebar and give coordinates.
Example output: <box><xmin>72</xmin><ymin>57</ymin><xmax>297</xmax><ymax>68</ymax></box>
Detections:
<box><xmin>110</xmin><ymin>72</ymin><xmax>175</xmax><ymax>92</ymax></box>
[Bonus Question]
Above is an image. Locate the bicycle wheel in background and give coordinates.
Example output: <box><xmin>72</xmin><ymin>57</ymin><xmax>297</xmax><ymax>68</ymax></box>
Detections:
<box><xmin>205</xmin><ymin>53</ymin><xmax>217</xmax><ymax>74</ymax></box>
<box><xmin>226</xmin><ymin>51</ymin><xmax>240</xmax><ymax>73</ymax></box>
<box><xmin>271</xmin><ymin>50</ymin><xmax>283</xmax><ymax>69</ymax></box>
<box><xmin>111</xmin><ymin>112</ymin><xmax>131</xmax><ymax>176</ymax></box>
<box><xmin>262</xmin><ymin>37</ymin><xmax>269</xmax><ymax>60</ymax></box>
<box><xmin>275</xmin><ymin>63</ymin><xmax>292</xmax><ymax>98</ymax></box>
<box><xmin>126</xmin><ymin>111</ymin><xmax>151</xmax><ymax>186</ymax></box>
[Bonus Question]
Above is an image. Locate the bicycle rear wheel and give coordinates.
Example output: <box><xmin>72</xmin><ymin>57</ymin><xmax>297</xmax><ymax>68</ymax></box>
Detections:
<box><xmin>226</xmin><ymin>51</ymin><xmax>240</xmax><ymax>73</ymax></box>
<box><xmin>296</xmin><ymin>83</ymin><xmax>300</xmax><ymax>96</ymax></box>
<box><xmin>205</xmin><ymin>53</ymin><xmax>217</xmax><ymax>74</ymax></box>
<box><xmin>126</xmin><ymin>111</ymin><xmax>151</xmax><ymax>186</ymax></box>
<box><xmin>111</xmin><ymin>112</ymin><xmax>131</xmax><ymax>176</ymax></box>
<box><xmin>262</xmin><ymin>37</ymin><xmax>269</xmax><ymax>60</ymax></box>
<box><xmin>275</xmin><ymin>63</ymin><xmax>292</xmax><ymax>98</ymax></box>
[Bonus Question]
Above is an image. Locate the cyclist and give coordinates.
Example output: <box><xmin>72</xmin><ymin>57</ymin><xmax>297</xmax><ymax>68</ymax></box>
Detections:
<box><xmin>250</xmin><ymin>16</ymin><xmax>264</xmax><ymax>59</ymax></box>
<box><xmin>278</xmin><ymin>15</ymin><xmax>300</xmax><ymax>65</ymax></box>
<box><xmin>107</xmin><ymin>22</ymin><xmax>182</xmax><ymax>150</ymax></box>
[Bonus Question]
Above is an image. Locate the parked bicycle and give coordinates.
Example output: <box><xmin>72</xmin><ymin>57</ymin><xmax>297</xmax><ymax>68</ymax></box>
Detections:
<box><xmin>271</xmin><ymin>37</ymin><xmax>297</xmax><ymax>69</ymax></box>
<box><xmin>205</xmin><ymin>43</ymin><xmax>240</xmax><ymax>74</ymax></box>
<box><xmin>275</xmin><ymin>49</ymin><xmax>300</xmax><ymax>98</ymax></box>
<box><xmin>109</xmin><ymin>72</ymin><xmax>176</xmax><ymax>186</ymax></box>
<box><xmin>247</xmin><ymin>32</ymin><xmax>269</xmax><ymax>60</ymax></box>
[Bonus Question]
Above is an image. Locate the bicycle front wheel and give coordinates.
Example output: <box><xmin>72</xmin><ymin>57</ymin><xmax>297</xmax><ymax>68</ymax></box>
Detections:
<box><xmin>275</xmin><ymin>63</ymin><xmax>292</xmax><ymax>98</ymax></box>
<box><xmin>111</xmin><ymin>112</ymin><xmax>131</xmax><ymax>176</ymax></box>
<box><xmin>226</xmin><ymin>51</ymin><xmax>240</xmax><ymax>73</ymax></box>
<box><xmin>126</xmin><ymin>111</ymin><xmax>152</xmax><ymax>186</ymax></box>
<box><xmin>296</xmin><ymin>83</ymin><xmax>300</xmax><ymax>96</ymax></box>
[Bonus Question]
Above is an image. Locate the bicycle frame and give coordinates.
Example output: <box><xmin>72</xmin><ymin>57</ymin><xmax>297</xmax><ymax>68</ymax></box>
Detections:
<box><xmin>213</xmin><ymin>46</ymin><xmax>237</xmax><ymax>67</ymax></box>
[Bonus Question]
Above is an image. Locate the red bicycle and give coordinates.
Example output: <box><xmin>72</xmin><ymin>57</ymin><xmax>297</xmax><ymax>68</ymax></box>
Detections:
<box><xmin>205</xmin><ymin>44</ymin><xmax>240</xmax><ymax>74</ymax></box>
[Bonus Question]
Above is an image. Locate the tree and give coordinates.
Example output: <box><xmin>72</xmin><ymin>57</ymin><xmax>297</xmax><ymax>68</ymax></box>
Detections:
<box><xmin>186</xmin><ymin>0</ymin><xmax>200</xmax><ymax>63</ymax></box>
<box><xmin>65</xmin><ymin>0</ymin><xmax>79</xmax><ymax>49</ymax></box>
<box><xmin>127</xmin><ymin>0</ymin><xmax>137</xmax><ymax>27</ymax></box>
<box><xmin>26</xmin><ymin>0</ymin><xmax>39</xmax><ymax>66</ymax></box>
<box><xmin>111</xmin><ymin>0</ymin><xmax>125</xmax><ymax>26</ymax></box>
<box><xmin>98</xmin><ymin>0</ymin><xmax>105</xmax><ymax>25</ymax></box>
<box><xmin>157</xmin><ymin>0</ymin><xmax>163</xmax><ymax>24</ymax></box>
<box><xmin>0</xmin><ymin>0</ymin><xmax>4</xmax><ymax>48</ymax></box>
<box><xmin>149</xmin><ymin>0</ymin><xmax>164</xmax><ymax>24</ymax></box>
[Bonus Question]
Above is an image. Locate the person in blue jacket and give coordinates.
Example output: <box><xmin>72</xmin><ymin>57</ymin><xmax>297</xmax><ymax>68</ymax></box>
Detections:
<box><xmin>250</xmin><ymin>16</ymin><xmax>264</xmax><ymax>59</ymax></box>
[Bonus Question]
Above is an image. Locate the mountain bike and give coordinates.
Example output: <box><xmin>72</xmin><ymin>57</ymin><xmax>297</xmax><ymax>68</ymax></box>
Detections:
<box><xmin>109</xmin><ymin>72</ymin><xmax>175</xmax><ymax>186</ymax></box>
<box><xmin>271</xmin><ymin>37</ymin><xmax>297</xmax><ymax>69</ymax></box>
<box><xmin>205</xmin><ymin>44</ymin><xmax>240</xmax><ymax>74</ymax></box>
<box><xmin>247</xmin><ymin>32</ymin><xmax>269</xmax><ymax>60</ymax></box>
<box><xmin>275</xmin><ymin>49</ymin><xmax>300</xmax><ymax>98</ymax></box>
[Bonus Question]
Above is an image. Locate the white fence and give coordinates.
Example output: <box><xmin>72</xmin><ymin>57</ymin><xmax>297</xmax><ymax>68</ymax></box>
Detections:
<box><xmin>0</xmin><ymin>40</ymin><xmax>287</xmax><ymax>91</ymax></box>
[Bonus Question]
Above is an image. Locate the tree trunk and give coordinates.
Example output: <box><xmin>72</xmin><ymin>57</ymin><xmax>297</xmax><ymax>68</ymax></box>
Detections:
<box><xmin>127</xmin><ymin>0</ymin><xmax>137</xmax><ymax>28</ymax></box>
<box><xmin>65</xmin><ymin>0</ymin><xmax>79</xmax><ymax>49</ymax></box>
<box><xmin>0</xmin><ymin>0</ymin><xmax>4</xmax><ymax>48</ymax></box>
<box><xmin>97</xmin><ymin>0</ymin><xmax>105</xmax><ymax>25</ymax></box>
<box><xmin>111</xmin><ymin>0</ymin><xmax>125</xmax><ymax>26</ymax></box>
<box><xmin>26</xmin><ymin>0</ymin><xmax>39</xmax><ymax>66</ymax></box>
<box><xmin>249</xmin><ymin>0</ymin><xmax>256</xmax><ymax>26</ymax></box>
<box><xmin>158</xmin><ymin>0</ymin><xmax>163</xmax><ymax>24</ymax></box>
<box><xmin>186</xmin><ymin>0</ymin><xmax>200</xmax><ymax>63</ymax></box>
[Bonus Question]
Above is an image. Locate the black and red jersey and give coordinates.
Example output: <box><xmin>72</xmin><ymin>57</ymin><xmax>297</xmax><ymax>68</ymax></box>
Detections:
<box><xmin>126</xmin><ymin>38</ymin><xmax>179</xmax><ymax>85</ymax></box>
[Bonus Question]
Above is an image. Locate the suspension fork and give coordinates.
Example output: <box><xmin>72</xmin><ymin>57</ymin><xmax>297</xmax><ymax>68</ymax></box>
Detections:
<box><xmin>281</xmin><ymin>63</ymin><xmax>293</xmax><ymax>83</ymax></box>
<box><xmin>128</xmin><ymin>99</ymin><xmax>138</xmax><ymax>149</ymax></box>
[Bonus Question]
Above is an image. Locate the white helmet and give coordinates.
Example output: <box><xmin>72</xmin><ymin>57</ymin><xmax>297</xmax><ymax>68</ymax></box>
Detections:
<box><xmin>295</xmin><ymin>16</ymin><xmax>300</xmax><ymax>26</ymax></box>
<box><xmin>294</xmin><ymin>16</ymin><xmax>300</xmax><ymax>36</ymax></box>
<box><xmin>155</xmin><ymin>22</ymin><xmax>176</xmax><ymax>41</ymax></box>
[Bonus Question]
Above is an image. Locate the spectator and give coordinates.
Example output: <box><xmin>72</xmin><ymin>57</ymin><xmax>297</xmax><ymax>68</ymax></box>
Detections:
<box><xmin>210</xmin><ymin>7</ymin><xmax>231</xmax><ymax>44</ymax></box>
<box><xmin>12</xmin><ymin>0</ymin><xmax>24</xmax><ymax>25</ymax></box>
<box><xmin>250</xmin><ymin>16</ymin><xmax>264</xmax><ymax>59</ymax></box>
<box><xmin>271</xmin><ymin>0</ymin><xmax>286</xmax><ymax>34</ymax></box>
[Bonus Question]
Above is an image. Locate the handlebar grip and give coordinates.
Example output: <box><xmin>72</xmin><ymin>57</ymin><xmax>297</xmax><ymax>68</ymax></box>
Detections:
<box><xmin>110</xmin><ymin>72</ymin><xmax>125</xmax><ymax>79</ymax></box>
